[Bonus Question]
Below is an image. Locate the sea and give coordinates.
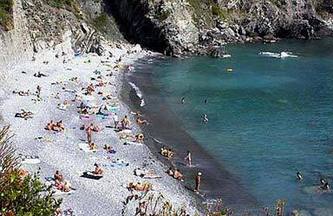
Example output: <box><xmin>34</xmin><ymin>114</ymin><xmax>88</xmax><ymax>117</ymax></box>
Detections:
<box><xmin>124</xmin><ymin>38</ymin><xmax>333</xmax><ymax>215</ymax></box>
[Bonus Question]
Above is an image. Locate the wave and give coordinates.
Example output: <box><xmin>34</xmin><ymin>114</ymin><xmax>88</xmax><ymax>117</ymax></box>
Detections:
<box><xmin>259</xmin><ymin>51</ymin><xmax>298</xmax><ymax>58</ymax></box>
<box><xmin>129</xmin><ymin>82</ymin><xmax>145</xmax><ymax>107</ymax></box>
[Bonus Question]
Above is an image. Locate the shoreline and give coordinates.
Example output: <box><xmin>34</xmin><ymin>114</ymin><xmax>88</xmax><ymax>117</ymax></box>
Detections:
<box><xmin>0</xmin><ymin>42</ymin><xmax>199</xmax><ymax>215</ymax></box>
<box><xmin>123</xmin><ymin>56</ymin><xmax>259</xmax><ymax>211</ymax></box>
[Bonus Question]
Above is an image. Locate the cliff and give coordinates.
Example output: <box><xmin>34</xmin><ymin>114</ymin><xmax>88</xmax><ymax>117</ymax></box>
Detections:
<box><xmin>0</xmin><ymin>0</ymin><xmax>332</xmax><ymax>63</ymax></box>
<box><xmin>106</xmin><ymin>0</ymin><xmax>333</xmax><ymax>55</ymax></box>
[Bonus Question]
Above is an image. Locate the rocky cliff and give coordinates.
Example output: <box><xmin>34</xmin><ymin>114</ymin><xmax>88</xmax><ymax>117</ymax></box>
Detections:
<box><xmin>0</xmin><ymin>0</ymin><xmax>332</xmax><ymax>62</ymax></box>
<box><xmin>106</xmin><ymin>0</ymin><xmax>333</xmax><ymax>56</ymax></box>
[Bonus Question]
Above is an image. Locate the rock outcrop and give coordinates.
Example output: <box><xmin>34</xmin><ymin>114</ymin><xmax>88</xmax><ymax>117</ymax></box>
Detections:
<box><xmin>0</xmin><ymin>0</ymin><xmax>332</xmax><ymax>61</ymax></box>
<box><xmin>105</xmin><ymin>0</ymin><xmax>333</xmax><ymax>56</ymax></box>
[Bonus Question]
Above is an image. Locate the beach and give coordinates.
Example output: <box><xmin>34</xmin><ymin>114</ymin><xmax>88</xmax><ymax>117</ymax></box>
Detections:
<box><xmin>0</xmin><ymin>40</ymin><xmax>199</xmax><ymax>215</ymax></box>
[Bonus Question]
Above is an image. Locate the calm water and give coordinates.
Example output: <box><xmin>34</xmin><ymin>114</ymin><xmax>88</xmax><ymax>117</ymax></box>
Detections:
<box><xmin>130</xmin><ymin>38</ymin><xmax>333</xmax><ymax>214</ymax></box>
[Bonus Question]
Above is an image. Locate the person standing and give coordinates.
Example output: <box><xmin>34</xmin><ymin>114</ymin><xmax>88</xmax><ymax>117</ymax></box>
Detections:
<box><xmin>195</xmin><ymin>172</ymin><xmax>202</xmax><ymax>193</ymax></box>
<box><xmin>184</xmin><ymin>151</ymin><xmax>192</xmax><ymax>167</ymax></box>
<box><xmin>113</xmin><ymin>113</ymin><xmax>119</xmax><ymax>129</ymax></box>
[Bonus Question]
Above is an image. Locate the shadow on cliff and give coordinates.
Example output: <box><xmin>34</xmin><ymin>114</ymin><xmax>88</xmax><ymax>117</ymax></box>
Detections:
<box><xmin>103</xmin><ymin>0</ymin><xmax>168</xmax><ymax>53</ymax></box>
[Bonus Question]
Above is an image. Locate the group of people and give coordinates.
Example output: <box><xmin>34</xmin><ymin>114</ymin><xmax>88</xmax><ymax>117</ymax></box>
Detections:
<box><xmin>296</xmin><ymin>172</ymin><xmax>331</xmax><ymax>191</ymax></box>
<box><xmin>160</xmin><ymin>146</ymin><xmax>174</xmax><ymax>159</ymax></box>
<box><xmin>54</xmin><ymin>170</ymin><xmax>71</xmax><ymax>192</ymax></box>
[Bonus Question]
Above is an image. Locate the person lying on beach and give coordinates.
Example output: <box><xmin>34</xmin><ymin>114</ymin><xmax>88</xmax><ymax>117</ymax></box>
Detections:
<box><xmin>134</xmin><ymin>168</ymin><xmax>161</xmax><ymax>179</ymax></box>
<box><xmin>56</xmin><ymin>180</ymin><xmax>71</xmax><ymax>192</ymax></box>
<box><xmin>13</xmin><ymin>90</ymin><xmax>31</xmax><ymax>96</ymax></box>
<box><xmin>127</xmin><ymin>182</ymin><xmax>152</xmax><ymax>192</ymax></box>
<box><xmin>33</xmin><ymin>72</ymin><xmax>47</xmax><ymax>78</ymax></box>
<box><xmin>121</xmin><ymin>115</ymin><xmax>131</xmax><ymax>129</ymax></box>
<box><xmin>166</xmin><ymin>167</ymin><xmax>184</xmax><ymax>181</ymax></box>
<box><xmin>54</xmin><ymin>170</ymin><xmax>64</xmax><ymax>182</ymax></box>
<box><xmin>93</xmin><ymin>163</ymin><xmax>104</xmax><ymax>175</ymax></box>
<box><xmin>15</xmin><ymin>110</ymin><xmax>33</xmax><ymax>120</ymax></box>
<box><xmin>103</xmin><ymin>145</ymin><xmax>116</xmax><ymax>154</ymax></box>
<box><xmin>131</xmin><ymin>111</ymin><xmax>142</xmax><ymax>117</ymax></box>
<box><xmin>45</xmin><ymin>120</ymin><xmax>65</xmax><ymax>132</ymax></box>
<box><xmin>135</xmin><ymin>133</ymin><xmax>145</xmax><ymax>143</ymax></box>
<box><xmin>160</xmin><ymin>147</ymin><xmax>174</xmax><ymax>159</ymax></box>
<box><xmin>136</xmin><ymin>117</ymin><xmax>148</xmax><ymax>125</ymax></box>
<box><xmin>86</xmin><ymin>83</ymin><xmax>95</xmax><ymax>95</ymax></box>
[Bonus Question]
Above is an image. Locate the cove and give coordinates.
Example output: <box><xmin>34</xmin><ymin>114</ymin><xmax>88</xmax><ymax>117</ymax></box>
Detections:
<box><xmin>126</xmin><ymin>38</ymin><xmax>333</xmax><ymax>215</ymax></box>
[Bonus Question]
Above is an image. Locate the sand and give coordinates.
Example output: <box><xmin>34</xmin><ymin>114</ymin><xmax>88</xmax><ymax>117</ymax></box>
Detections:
<box><xmin>0</xmin><ymin>40</ymin><xmax>199</xmax><ymax>215</ymax></box>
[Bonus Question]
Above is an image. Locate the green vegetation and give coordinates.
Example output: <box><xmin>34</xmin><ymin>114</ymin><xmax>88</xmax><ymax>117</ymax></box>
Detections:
<box><xmin>157</xmin><ymin>9</ymin><xmax>171</xmax><ymax>21</ymax></box>
<box><xmin>0</xmin><ymin>0</ymin><xmax>14</xmax><ymax>31</ymax></box>
<box><xmin>211</xmin><ymin>4</ymin><xmax>229</xmax><ymax>20</ymax></box>
<box><xmin>186</xmin><ymin>0</ymin><xmax>214</xmax><ymax>27</ymax></box>
<box><xmin>0</xmin><ymin>126</ymin><xmax>62</xmax><ymax>215</ymax></box>
<box><xmin>45</xmin><ymin>0</ymin><xmax>81</xmax><ymax>17</ymax></box>
<box><xmin>92</xmin><ymin>13</ymin><xmax>109</xmax><ymax>32</ymax></box>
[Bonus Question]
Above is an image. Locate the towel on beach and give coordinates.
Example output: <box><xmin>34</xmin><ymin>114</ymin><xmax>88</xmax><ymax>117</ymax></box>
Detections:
<box><xmin>102</xmin><ymin>160</ymin><xmax>129</xmax><ymax>168</ymax></box>
<box><xmin>81</xmin><ymin>171</ymin><xmax>103</xmax><ymax>180</ymax></box>
<box><xmin>124</xmin><ymin>141</ymin><xmax>143</xmax><ymax>146</ymax></box>
<box><xmin>21</xmin><ymin>158</ymin><xmax>41</xmax><ymax>165</ymax></box>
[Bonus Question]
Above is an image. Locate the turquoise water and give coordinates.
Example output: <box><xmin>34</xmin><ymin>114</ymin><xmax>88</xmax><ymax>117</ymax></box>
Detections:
<box><xmin>132</xmin><ymin>39</ymin><xmax>333</xmax><ymax>214</ymax></box>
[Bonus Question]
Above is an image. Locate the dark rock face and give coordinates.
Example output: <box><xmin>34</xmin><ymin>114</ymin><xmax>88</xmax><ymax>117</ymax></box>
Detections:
<box><xmin>104</xmin><ymin>0</ymin><xmax>169</xmax><ymax>53</ymax></box>
<box><xmin>101</xmin><ymin>0</ymin><xmax>332</xmax><ymax>56</ymax></box>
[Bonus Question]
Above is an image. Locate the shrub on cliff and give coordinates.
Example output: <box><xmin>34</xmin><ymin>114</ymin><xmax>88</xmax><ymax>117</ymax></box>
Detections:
<box><xmin>0</xmin><ymin>126</ymin><xmax>62</xmax><ymax>216</ymax></box>
<box><xmin>0</xmin><ymin>0</ymin><xmax>14</xmax><ymax>31</ymax></box>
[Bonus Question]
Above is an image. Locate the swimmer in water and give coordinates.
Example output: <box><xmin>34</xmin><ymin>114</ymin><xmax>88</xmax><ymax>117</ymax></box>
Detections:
<box><xmin>202</xmin><ymin>114</ymin><xmax>208</xmax><ymax>123</ymax></box>
<box><xmin>320</xmin><ymin>178</ymin><xmax>330</xmax><ymax>190</ymax></box>
<box><xmin>296</xmin><ymin>171</ymin><xmax>303</xmax><ymax>181</ymax></box>
<box><xmin>181</xmin><ymin>97</ymin><xmax>185</xmax><ymax>104</ymax></box>
<box><xmin>204</xmin><ymin>99</ymin><xmax>208</xmax><ymax>104</ymax></box>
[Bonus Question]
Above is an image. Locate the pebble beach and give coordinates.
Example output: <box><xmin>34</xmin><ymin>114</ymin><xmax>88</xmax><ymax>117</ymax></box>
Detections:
<box><xmin>0</xmin><ymin>40</ymin><xmax>199</xmax><ymax>215</ymax></box>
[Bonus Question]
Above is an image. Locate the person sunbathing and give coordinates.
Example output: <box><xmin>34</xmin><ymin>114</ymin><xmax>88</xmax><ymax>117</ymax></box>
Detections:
<box><xmin>173</xmin><ymin>169</ymin><xmax>184</xmax><ymax>181</ymax></box>
<box><xmin>15</xmin><ymin>110</ymin><xmax>33</xmax><ymax>120</ymax></box>
<box><xmin>45</xmin><ymin>121</ymin><xmax>64</xmax><ymax>132</ymax></box>
<box><xmin>128</xmin><ymin>182</ymin><xmax>152</xmax><ymax>192</ymax></box>
<box><xmin>136</xmin><ymin>117</ymin><xmax>148</xmax><ymax>125</ymax></box>
<box><xmin>13</xmin><ymin>90</ymin><xmax>30</xmax><ymax>96</ymax></box>
<box><xmin>33</xmin><ymin>72</ymin><xmax>47</xmax><ymax>78</ymax></box>
<box><xmin>103</xmin><ymin>145</ymin><xmax>115</xmax><ymax>153</ymax></box>
<box><xmin>93</xmin><ymin>163</ymin><xmax>104</xmax><ymax>175</ymax></box>
<box><xmin>135</xmin><ymin>133</ymin><xmax>145</xmax><ymax>143</ymax></box>
<box><xmin>56</xmin><ymin>121</ymin><xmax>65</xmax><ymax>131</ymax></box>
<box><xmin>160</xmin><ymin>147</ymin><xmax>174</xmax><ymax>159</ymax></box>
<box><xmin>131</xmin><ymin>111</ymin><xmax>142</xmax><ymax>117</ymax></box>
<box><xmin>86</xmin><ymin>84</ymin><xmax>95</xmax><ymax>95</ymax></box>
<box><xmin>54</xmin><ymin>170</ymin><xmax>64</xmax><ymax>182</ymax></box>
<box><xmin>45</xmin><ymin>121</ymin><xmax>54</xmax><ymax>130</ymax></box>
<box><xmin>56</xmin><ymin>180</ymin><xmax>71</xmax><ymax>192</ymax></box>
